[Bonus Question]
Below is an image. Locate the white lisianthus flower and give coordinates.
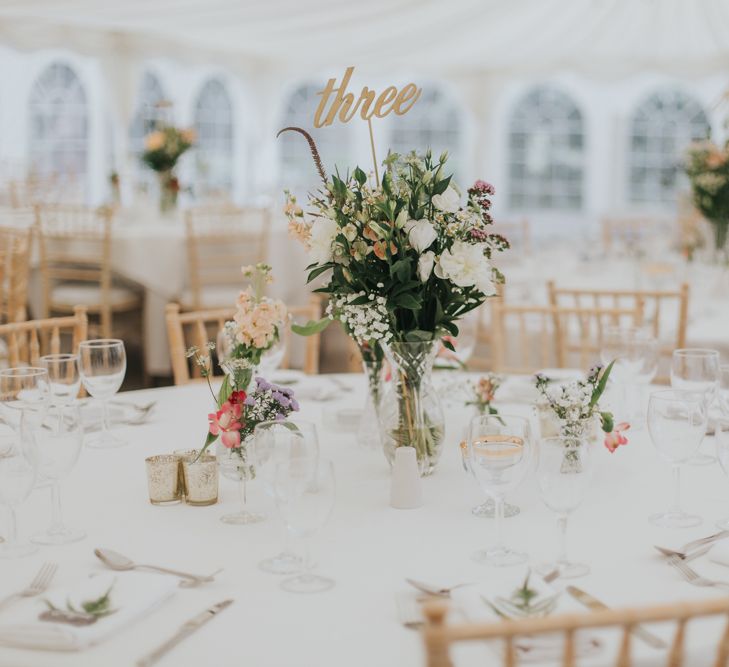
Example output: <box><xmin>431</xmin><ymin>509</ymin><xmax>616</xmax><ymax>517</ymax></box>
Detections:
<box><xmin>395</xmin><ymin>208</ymin><xmax>409</xmax><ymax>229</ymax></box>
<box><xmin>417</xmin><ymin>251</ymin><xmax>435</xmax><ymax>283</ymax></box>
<box><xmin>404</xmin><ymin>219</ymin><xmax>437</xmax><ymax>253</ymax></box>
<box><xmin>432</xmin><ymin>185</ymin><xmax>460</xmax><ymax>213</ymax></box>
<box><xmin>342</xmin><ymin>223</ymin><xmax>358</xmax><ymax>242</ymax></box>
<box><xmin>308</xmin><ymin>217</ymin><xmax>339</xmax><ymax>264</ymax></box>
<box><xmin>435</xmin><ymin>240</ymin><xmax>496</xmax><ymax>295</ymax></box>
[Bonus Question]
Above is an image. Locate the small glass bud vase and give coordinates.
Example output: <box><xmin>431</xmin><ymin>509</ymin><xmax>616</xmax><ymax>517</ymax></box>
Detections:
<box><xmin>378</xmin><ymin>340</ymin><xmax>445</xmax><ymax>476</ymax></box>
<box><xmin>216</xmin><ymin>438</ymin><xmax>265</xmax><ymax>525</ymax></box>
<box><xmin>179</xmin><ymin>451</ymin><xmax>218</xmax><ymax>506</ymax></box>
<box><xmin>356</xmin><ymin>358</ymin><xmax>383</xmax><ymax>449</ymax></box>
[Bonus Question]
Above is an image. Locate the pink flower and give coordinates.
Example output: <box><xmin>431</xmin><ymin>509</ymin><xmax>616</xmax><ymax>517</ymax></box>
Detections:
<box><xmin>208</xmin><ymin>399</ymin><xmax>243</xmax><ymax>448</ymax></box>
<box><xmin>604</xmin><ymin>422</ymin><xmax>630</xmax><ymax>453</ymax></box>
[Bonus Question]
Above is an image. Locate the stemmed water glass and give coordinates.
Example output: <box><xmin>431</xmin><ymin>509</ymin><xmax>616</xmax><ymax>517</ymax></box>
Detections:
<box><xmin>647</xmin><ymin>389</ymin><xmax>707</xmax><ymax>528</ymax></box>
<box><xmin>78</xmin><ymin>340</ymin><xmax>127</xmax><ymax>448</ymax></box>
<box><xmin>715</xmin><ymin>419</ymin><xmax>729</xmax><ymax>530</ymax></box>
<box><xmin>671</xmin><ymin>348</ymin><xmax>719</xmax><ymax>465</ymax></box>
<box><xmin>465</xmin><ymin>414</ymin><xmax>533</xmax><ymax>566</ymax></box>
<box><xmin>536</xmin><ymin>436</ymin><xmax>594</xmax><ymax>578</ymax></box>
<box><xmin>31</xmin><ymin>406</ymin><xmax>85</xmax><ymax>544</ymax></box>
<box><xmin>254</xmin><ymin>420</ymin><xmax>319</xmax><ymax>573</ymax></box>
<box><xmin>275</xmin><ymin>457</ymin><xmax>335</xmax><ymax>593</ymax></box>
<box><xmin>40</xmin><ymin>354</ymin><xmax>81</xmax><ymax>419</ymax></box>
<box><xmin>719</xmin><ymin>364</ymin><xmax>729</xmax><ymax>417</ymax></box>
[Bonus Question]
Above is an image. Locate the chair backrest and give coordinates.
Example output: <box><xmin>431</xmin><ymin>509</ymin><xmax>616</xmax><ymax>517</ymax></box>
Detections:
<box><xmin>36</xmin><ymin>204</ymin><xmax>114</xmax><ymax>335</ymax></box>
<box><xmin>491</xmin><ymin>300</ymin><xmax>643</xmax><ymax>374</ymax></box>
<box><xmin>166</xmin><ymin>298</ymin><xmax>321</xmax><ymax>386</ymax></box>
<box><xmin>548</xmin><ymin>281</ymin><xmax>688</xmax><ymax>382</ymax></box>
<box><xmin>185</xmin><ymin>207</ymin><xmax>271</xmax><ymax>310</ymax></box>
<box><xmin>0</xmin><ymin>224</ymin><xmax>33</xmax><ymax>323</ymax></box>
<box><xmin>492</xmin><ymin>218</ymin><xmax>531</xmax><ymax>255</ymax></box>
<box><xmin>0</xmin><ymin>305</ymin><xmax>87</xmax><ymax>367</ymax></box>
<box><xmin>422</xmin><ymin>598</ymin><xmax>729</xmax><ymax>667</ymax></box>
<box><xmin>283</xmin><ymin>297</ymin><xmax>321</xmax><ymax>376</ymax></box>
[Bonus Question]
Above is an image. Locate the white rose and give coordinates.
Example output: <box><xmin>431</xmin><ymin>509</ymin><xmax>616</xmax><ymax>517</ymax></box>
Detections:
<box><xmin>404</xmin><ymin>218</ymin><xmax>437</xmax><ymax>253</ymax></box>
<box><xmin>342</xmin><ymin>223</ymin><xmax>358</xmax><ymax>242</ymax></box>
<box><xmin>431</xmin><ymin>185</ymin><xmax>460</xmax><ymax>213</ymax></box>
<box><xmin>308</xmin><ymin>217</ymin><xmax>339</xmax><ymax>264</ymax></box>
<box><xmin>435</xmin><ymin>240</ymin><xmax>496</xmax><ymax>295</ymax></box>
<box><xmin>417</xmin><ymin>251</ymin><xmax>435</xmax><ymax>283</ymax></box>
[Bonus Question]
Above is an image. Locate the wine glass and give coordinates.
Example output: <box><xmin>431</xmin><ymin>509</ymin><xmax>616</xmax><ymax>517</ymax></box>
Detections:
<box><xmin>600</xmin><ymin>327</ymin><xmax>658</xmax><ymax>428</ymax></box>
<box><xmin>671</xmin><ymin>348</ymin><xmax>720</xmax><ymax>465</ymax></box>
<box><xmin>40</xmin><ymin>353</ymin><xmax>80</xmax><ymax>420</ymax></box>
<box><xmin>254</xmin><ymin>420</ymin><xmax>319</xmax><ymax>573</ymax></box>
<box><xmin>78</xmin><ymin>339</ymin><xmax>127</xmax><ymax>449</ymax></box>
<box><xmin>536</xmin><ymin>436</ymin><xmax>594</xmax><ymax>578</ymax></box>
<box><xmin>0</xmin><ymin>367</ymin><xmax>49</xmax><ymax>428</ymax></box>
<box><xmin>647</xmin><ymin>389</ymin><xmax>707</xmax><ymax>528</ymax></box>
<box><xmin>466</xmin><ymin>414</ymin><xmax>533</xmax><ymax>566</ymax></box>
<box><xmin>715</xmin><ymin>419</ymin><xmax>729</xmax><ymax>530</ymax></box>
<box><xmin>275</xmin><ymin>457</ymin><xmax>335</xmax><ymax>593</ymax></box>
<box><xmin>31</xmin><ymin>406</ymin><xmax>85</xmax><ymax>544</ymax></box>
<box><xmin>719</xmin><ymin>364</ymin><xmax>729</xmax><ymax>416</ymax></box>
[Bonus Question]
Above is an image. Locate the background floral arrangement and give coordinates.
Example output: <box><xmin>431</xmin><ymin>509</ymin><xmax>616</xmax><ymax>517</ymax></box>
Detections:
<box><xmin>142</xmin><ymin>125</ymin><xmax>195</xmax><ymax>173</ymax></box>
<box><xmin>685</xmin><ymin>138</ymin><xmax>729</xmax><ymax>253</ymax></box>
<box><xmin>466</xmin><ymin>373</ymin><xmax>503</xmax><ymax>417</ymax></box>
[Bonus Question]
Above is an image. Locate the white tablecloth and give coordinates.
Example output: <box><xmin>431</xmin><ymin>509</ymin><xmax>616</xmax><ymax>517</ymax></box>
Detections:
<box><xmin>2</xmin><ymin>374</ymin><xmax>729</xmax><ymax>666</ymax></box>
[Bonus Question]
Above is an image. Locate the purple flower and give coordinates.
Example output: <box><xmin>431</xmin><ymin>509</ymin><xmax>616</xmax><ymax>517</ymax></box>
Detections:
<box><xmin>244</xmin><ymin>395</ymin><xmax>255</xmax><ymax>406</ymax></box>
<box><xmin>255</xmin><ymin>377</ymin><xmax>270</xmax><ymax>391</ymax></box>
<box><xmin>290</xmin><ymin>398</ymin><xmax>300</xmax><ymax>411</ymax></box>
<box><xmin>274</xmin><ymin>412</ymin><xmax>284</xmax><ymax>421</ymax></box>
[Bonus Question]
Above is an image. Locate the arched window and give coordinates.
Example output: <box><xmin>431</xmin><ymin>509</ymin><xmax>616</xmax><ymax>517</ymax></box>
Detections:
<box><xmin>507</xmin><ymin>86</ymin><xmax>584</xmax><ymax>210</ymax></box>
<box><xmin>28</xmin><ymin>62</ymin><xmax>88</xmax><ymax>191</ymax></box>
<box><xmin>193</xmin><ymin>79</ymin><xmax>233</xmax><ymax>195</ymax></box>
<box><xmin>130</xmin><ymin>72</ymin><xmax>167</xmax><ymax>154</ymax></box>
<box><xmin>629</xmin><ymin>89</ymin><xmax>710</xmax><ymax>205</ymax></box>
<box><xmin>279</xmin><ymin>83</ymin><xmax>351</xmax><ymax>197</ymax></box>
<box><xmin>389</xmin><ymin>87</ymin><xmax>462</xmax><ymax>173</ymax></box>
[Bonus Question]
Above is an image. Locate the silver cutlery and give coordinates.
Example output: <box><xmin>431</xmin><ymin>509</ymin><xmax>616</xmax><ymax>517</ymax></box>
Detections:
<box><xmin>136</xmin><ymin>599</ymin><xmax>233</xmax><ymax>667</ymax></box>
<box><xmin>0</xmin><ymin>562</ymin><xmax>58</xmax><ymax>613</ymax></box>
<box><xmin>654</xmin><ymin>544</ymin><xmax>713</xmax><ymax>561</ymax></box>
<box><xmin>94</xmin><ymin>548</ymin><xmax>218</xmax><ymax>587</ymax></box>
<box><xmin>405</xmin><ymin>578</ymin><xmax>472</xmax><ymax>598</ymax></box>
<box><xmin>567</xmin><ymin>585</ymin><xmax>667</xmax><ymax>649</ymax></box>
<box><xmin>654</xmin><ymin>530</ymin><xmax>729</xmax><ymax>559</ymax></box>
<box><xmin>667</xmin><ymin>556</ymin><xmax>729</xmax><ymax>591</ymax></box>
<box><xmin>483</xmin><ymin>593</ymin><xmax>560</xmax><ymax>620</ymax></box>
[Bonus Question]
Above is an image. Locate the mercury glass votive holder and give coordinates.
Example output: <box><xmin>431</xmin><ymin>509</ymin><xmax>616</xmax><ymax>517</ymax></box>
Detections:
<box><xmin>179</xmin><ymin>451</ymin><xmax>219</xmax><ymax>506</ymax></box>
<box><xmin>145</xmin><ymin>455</ymin><xmax>183</xmax><ymax>505</ymax></box>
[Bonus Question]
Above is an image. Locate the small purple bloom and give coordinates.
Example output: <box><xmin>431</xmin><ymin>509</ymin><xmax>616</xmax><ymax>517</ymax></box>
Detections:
<box><xmin>274</xmin><ymin>413</ymin><xmax>284</xmax><ymax>421</ymax></box>
<box><xmin>244</xmin><ymin>395</ymin><xmax>255</xmax><ymax>406</ymax></box>
<box><xmin>290</xmin><ymin>398</ymin><xmax>300</xmax><ymax>411</ymax></box>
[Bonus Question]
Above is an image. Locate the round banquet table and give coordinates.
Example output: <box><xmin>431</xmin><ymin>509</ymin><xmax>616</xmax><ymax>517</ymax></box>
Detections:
<box><xmin>1</xmin><ymin>373</ymin><xmax>729</xmax><ymax>667</ymax></box>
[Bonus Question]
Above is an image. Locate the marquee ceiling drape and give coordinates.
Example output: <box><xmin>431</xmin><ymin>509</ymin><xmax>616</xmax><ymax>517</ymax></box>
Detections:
<box><xmin>0</xmin><ymin>0</ymin><xmax>727</xmax><ymax>77</ymax></box>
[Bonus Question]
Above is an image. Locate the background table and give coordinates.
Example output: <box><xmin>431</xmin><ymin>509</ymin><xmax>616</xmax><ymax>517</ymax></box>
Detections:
<box><xmin>1</xmin><ymin>374</ymin><xmax>729</xmax><ymax>666</ymax></box>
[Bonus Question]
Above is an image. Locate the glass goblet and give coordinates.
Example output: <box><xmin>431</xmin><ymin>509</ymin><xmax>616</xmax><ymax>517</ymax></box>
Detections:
<box><xmin>671</xmin><ymin>348</ymin><xmax>720</xmax><ymax>465</ymax></box>
<box><xmin>40</xmin><ymin>353</ymin><xmax>80</xmax><ymax>408</ymax></box>
<box><xmin>647</xmin><ymin>389</ymin><xmax>707</xmax><ymax>528</ymax></box>
<box><xmin>275</xmin><ymin>457</ymin><xmax>335</xmax><ymax>594</ymax></box>
<box><xmin>719</xmin><ymin>364</ymin><xmax>729</xmax><ymax>417</ymax></box>
<box><xmin>31</xmin><ymin>406</ymin><xmax>85</xmax><ymax>544</ymax></box>
<box><xmin>0</xmin><ymin>367</ymin><xmax>49</xmax><ymax>429</ymax></box>
<box><xmin>78</xmin><ymin>339</ymin><xmax>127</xmax><ymax>449</ymax></box>
<box><xmin>536</xmin><ymin>436</ymin><xmax>594</xmax><ymax>578</ymax></box>
<box><xmin>466</xmin><ymin>413</ymin><xmax>532</xmax><ymax>566</ymax></box>
<box><xmin>715</xmin><ymin>419</ymin><xmax>729</xmax><ymax>530</ymax></box>
<box><xmin>254</xmin><ymin>420</ymin><xmax>319</xmax><ymax>573</ymax></box>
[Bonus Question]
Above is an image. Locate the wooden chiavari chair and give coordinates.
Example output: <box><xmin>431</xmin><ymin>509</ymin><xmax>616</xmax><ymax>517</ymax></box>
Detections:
<box><xmin>183</xmin><ymin>207</ymin><xmax>271</xmax><ymax>310</ymax></box>
<box><xmin>491</xmin><ymin>301</ymin><xmax>643</xmax><ymax>374</ymax></box>
<box><xmin>36</xmin><ymin>204</ymin><xmax>143</xmax><ymax>339</ymax></box>
<box><xmin>422</xmin><ymin>598</ymin><xmax>729</xmax><ymax>667</ymax></box>
<box><xmin>0</xmin><ymin>305</ymin><xmax>87</xmax><ymax>367</ymax></box>
<box><xmin>0</xmin><ymin>224</ymin><xmax>33</xmax><ymax>324</ymax></box>
<box><xmin>165</xmin><ymin>299</ymin><xmax>321</xmax><ymax>386</ymax></box>
<box><xmin>548</xmin><ymin>282</ymin><xmax>689</xmax><ymax>383</ymax></box>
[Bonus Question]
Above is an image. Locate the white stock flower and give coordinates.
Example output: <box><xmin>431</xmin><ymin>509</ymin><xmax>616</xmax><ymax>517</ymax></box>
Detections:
<box><xmin>417</xmin><ymin>251</ymin><xmax>435</xmax><ymax>283</ymax></box>
<box><xmin>308</xmin><ymin>217</ymin><xmax>339</xmax><ymax>264</ymax></box>
<box><xmin>342</xmin><ymin>223</ymin><xmax>358</xmax><ymax>242</ymax></box>
<box><xmin>405</xmin><ymin>219</ymin><xmax>437</xmax><ymax>253</ymax></box>
<box><xmin>431</xmin><ymin>185</ymin><xmax>460</xmax><ymax>213</ymax></box>
<box><xmin>435</xmin><ymin>241</ymin><xmax>496</xmax><ymax>295</ymax></box>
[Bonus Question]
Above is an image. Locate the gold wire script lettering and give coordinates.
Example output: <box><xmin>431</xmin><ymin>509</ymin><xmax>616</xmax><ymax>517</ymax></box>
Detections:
<box><xmin>313</xmin><ymin>66</ymin><xmax>422</xmax><ymax>128</ymax></box>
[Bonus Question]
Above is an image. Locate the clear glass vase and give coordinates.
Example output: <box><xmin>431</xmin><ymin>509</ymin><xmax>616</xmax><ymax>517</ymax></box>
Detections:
<box><xmin>379</xmin><ymin>341</ymin><xmax>445</xmax><ymax>476</ymax></box>
<box><xmin>356</xmin><ymin>358</ymin><xmax>383</xmax><ymax>449</ymax></box>
<box><xmin>216</xmin><ymin>437</ymin><xmax>265</xmax><ymax>524</ymax></box>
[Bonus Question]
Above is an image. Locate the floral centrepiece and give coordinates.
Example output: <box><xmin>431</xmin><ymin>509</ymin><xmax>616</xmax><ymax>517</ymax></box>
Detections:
<box><xmin>466</xmin><ymin>373</ymin><xmax>503</xmax><ymax>417</ymax></box>
<box><xmin>141</xmin><ymin>124</ymin><xmax>194</xmax><ymax>212</ymax></box>
<box><xmin>535</xmin><ymin>362</ymin><xmax>629</xmax><ymax>453</ymax></box>
<box><xmin>685</xmin><ymin>138</ymin><xmax>729</xmax><ymax>257</ymax></box>
<box><xmin>284</xmin><ymin>147</ymin><xmax>508</xmax><ymax>475</ymax></box>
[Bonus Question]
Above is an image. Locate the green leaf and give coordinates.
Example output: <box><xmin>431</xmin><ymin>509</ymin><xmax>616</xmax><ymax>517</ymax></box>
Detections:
<box><xmin>393</xmin><ymin>293</ymin><xmax>422</xmax><ymax>310</ymax></box>
<box><xmin>390</xmin><ymin>258</ymin><xmax>411</xmax><ymax>283</ymax></box>
<box><xmin>291</xmin><ymin>317</ymin><xmax>331</xmax><ymax>337</ymax></box>
<box><xmin>589</xmin><ymin>360</ymin><xmax>615</xmax><ymax>409</ymax></box>
<box><xmin>307</xmin><ymin>264</ymin><xmax>334</xmax><ymax>282</ymax></box>
<box><xmin>600</xmin><ymin>411</ymin><xmax>614</xmax><ymax>433</ymax></box>
<box><xmin>353</xmin><ymin>166</ymin><xmax>367</xmax><ymax>186</ymax></box>
<box><xmin>349</xmin><ymin>295</ymin><xmax>371</xmax><ymax>306</ymax></box>
<box><xmin>431</xmin><ymin>174</ymin><xmax>452</xmax><ymax>196</ymax></box>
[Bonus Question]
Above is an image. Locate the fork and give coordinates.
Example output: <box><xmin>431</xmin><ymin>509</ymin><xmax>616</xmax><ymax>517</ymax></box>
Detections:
<box><xmin>0</xmin><ymin>562</ymin><xmax>58</xmax><ymax>612</ymax></box>
<box><xmin>668</xmin><ymin>555</ymin><xmax>729</xmax><ymax>591</ymax></box>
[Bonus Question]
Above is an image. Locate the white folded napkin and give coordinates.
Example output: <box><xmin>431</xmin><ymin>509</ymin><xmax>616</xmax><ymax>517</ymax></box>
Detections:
<box><xmin>708</xmin><ymin>542</ymin><xmax>729</xmax><ymax>568</ymax></box>
<box><xmin>0</xmin><ymin>572</ymin><xmax>176</xmax><ymax>651</ymax></box>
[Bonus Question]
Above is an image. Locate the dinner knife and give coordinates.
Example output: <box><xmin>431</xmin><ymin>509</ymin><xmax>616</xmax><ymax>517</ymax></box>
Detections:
<box><xmin>566</xmin><ymin>586</ymin><xmax>666</xmax><ymax>650</ymax></box>
<box><xmin>136</xmin><ymin>599</ymin><xmax>233</xmax><ymax>667</ymax></box>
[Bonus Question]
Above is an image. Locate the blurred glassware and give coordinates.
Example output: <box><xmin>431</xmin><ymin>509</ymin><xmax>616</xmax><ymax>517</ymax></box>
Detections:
<box><xmin>31</xmin><ymin>406</ymin><xmax>85</xmax><ymax>544</ymax></box>
<box><xmin>254</xmin><ymin>420</ymin><xmax>319</xmax><ymax>574</ymax></box>
<box><xmin>217</xmin><ymin>438</ymin><xmax>265</xmax><ymax>525</ymax></box>
<box><xmin>466</xmin><ymin>414</ymin><xmax>533</xmax><ymax>566</ymax></box>
<box><xmin>647</xmin><ymin>389</ymin><xmax>707</xmax><ymax>528</ymax></box>
<box><xmin>719</xmin><ymin>364</ymin><xmax>729</xmax><ymax>417</ymax></box>
<box><xmin>78</xmin><ymin>340</ymin><xmax>127</xmax><ymax>449</ymax></box>
<box><xmin>275</xmin><ymin>457</ymin><xmax>335</xmax><ymax>593</ymax></box>
<box><xmin>671</xmin><ymin>348</ymin><xmax>720</xmax><ymax>465</ymax></box>
<box><xmin>0</xmin><ymin>367</ymin><xmax>49</xmax><ymax>429</ymax></box>
<box><xmin>40</xmin><ymin>354</ymin><xmax>80</xmax><ymax>412</ymax></box>
<box><xmin>715</xmin><ymin>419</ymin><xmax>729</xmax><ymax>530</ymax></box>
<box><xmin>437</xmin><ymin>308</ymin><xmax>479</xmax><ymax>370</ymax></box>
<box><xmin>536</xmin><ymin>436</ymin><xmax>594</xmax><ymax>578</ymax></box>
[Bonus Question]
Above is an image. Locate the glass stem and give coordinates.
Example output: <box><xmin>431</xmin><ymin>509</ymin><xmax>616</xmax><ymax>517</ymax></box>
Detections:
<box><xmin>6</xmin><ymin>505</ymin><xmax>17</xmax><ymax>546</ymax></box>
<box><xmin>671</xmin><ymin>465</ymin><xmax>681</xmax><ymax>514</ymax></box>
<box><xmin>101</xmin><ymin>399</ymin><xmax>112</xmax><ymax>434</ymax></box>
<box><xmin>50</xmin><ymin>481</ymin><xmax>64</xmax><ymax>534</ymax></box>
<box><xmin>301</xmin><ymin>537</ymin><xmax>312</xmax><ymax>578</ymax></box>
<box><xmin>493</xmin><ymin>496</ymin><xmax>505</xmax><ymax>552</ymax></box>
<box><xmin>557</xmin><ymin>514</ymin><xmax>569</xmax><ymax>566</ymax></box>
<box><xmin>238</xmin><ymin>475</ymin><xmax>248</xmax><ymax>511</ymax></box>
